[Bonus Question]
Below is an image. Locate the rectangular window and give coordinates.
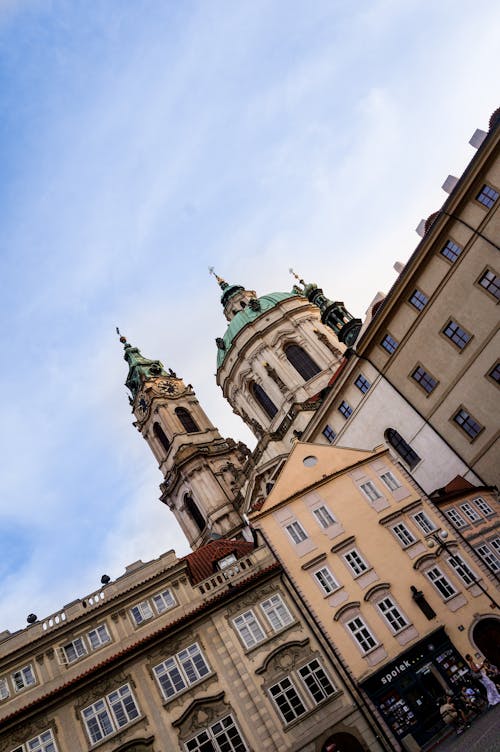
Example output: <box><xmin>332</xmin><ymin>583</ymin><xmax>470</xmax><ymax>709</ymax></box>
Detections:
<box><xmin>447</xmin><ymin>555</ymin><xmax>477</xmax><ymax>587</ymax></box>
<box><xmin>411</xmin><ymin>366</ymin><xmax>438</xmax><ymax>394</ymax></box>
<box><xmin>475</xmin><ymin>544</ymin><xmax>500</xmax><ymax>573</ymax></box>
<box><xmin>130</xmin><ymin>600</ymin><xmax>154</xmax><ymax>626</ymax></box>
<box><xmin>314</xmin><ymin>567</ymin><xmax>339</xmax><ymax>595</ymax></box>
<box><xmin>409</xmin><ymin>289</ymin><xmax>428</xmax><ymax>311</ymax></box>
<box><xmin>377</xmin><ymin>596</ymin><xmax>408</xmax><ymax>632</ymax></box>
<box><xmin>285</xmin><ymin>521</ymin><xmax>308</xmax><ymax>544</ymax></box>
<box><xmin>82</xmin><ymin>684</ymin><xmax>139</xmax><ymax>744</ymax></box>
<box><xmin>473</xmin><ymin>496</ymin><xmax>494</xmax><ymax>516</ymax></box>
<box><xmin>185</xmin><ymin>714</ymin><xmax>247</xmax><ymax>752</ymax></box>
<box><xmin>381</xmin><ymin>334</ymin><xmax>399</xmax><ymax>354</ymax></box>
<box><xmin>460</xmin><ymin>502</ymin><xmax>480</xmax><ymax>522</ymax></box>
<box><xmin>391</xmin><ymin>523</ymin><xmax>416</xmax><ymax>547</ymax></box>
<box><xmin>426</xmin><ymin>566</ymin><xmax>457</xmax><ymax>599</ymax></box>
<box><xmin>152</xmin><ymin>588</ymin><xmax>176</xmax><ymax>614</ymax></box>
<box><xmin>153</xmin><ymin>643</ymin><xmax>210</xmax><ymax>700</ymax></box>
<box><xmin>343</xmin><ymin>548</ymin><xmax>369</xmax><ymax>576</ymax></box>
<box><xmin>87</xmin><ymin>624</ymin><xmax>111</xmax><ymax>650</ymax></box>
<box><xmin>21</xmin><ymin>730</ymin><xmax>58</xmax><ymax>752</ymax></box>
<box><xmin>261</xmin><ymin>594</ymin><xmax>293</xmax><ymax>631</ymax></box>
<box><xmin>478</xmin><ymin>269</ymin><xmax>500</xmax><ymax>300</ymax></box>
<box><xmin>380</xmin><ymin>471</ymin><xmax>400</xmax><ymax>491</ymax></box>
<box><xmin>440</xmin><ymin>240</ymin><xmax>462</xmax><ymax>263</ymax></box>
<box><xmin>491</xmin><ymin>538</ymin><xmax>500</xmax><ymax>555</ymax></box>
<box><xmin>360</xmin><ymin>481</ymin><xmax>382</xmax><ymax>502</ymax></box>
<box><xmin>269</xmin><ymin>677</ymin><xmax>306</xmax><ymax>724</ymax></box>
<box><xmin>446</xmin><ymin>508</ymin><xmax>467</xmax><ymax>528</ymax></box>
<box><xmin>338</xmin><ymin>400</ymin><xmax>353</xmax><ymax>419</ymax></box>
<box><xmin>346</xmin><ymin>616</ymin><xmax>378</xmax><ymax>653</ymax></box>
<box><xmin>233</xmin><ymin>610</ymin><xmax>265</xmax><ymax>648</ymax></box>
<box><xmin>322</xmin><ymin>425</ymin><xmax>336</xmax><ymax>443</ymax></box>
<box><xmin>488</xmin><ymin>362</ymin><xmax>500</xmax><ymax>384</ymax></box>
<box><xmin>477</xmin><ymin>184</ymin><xmax>499</xmax><ymax>208</ymax></box>
<box><xmin>313</xmin><ymin>505</ymin><xmax>336</xmax><ymax>529</ymax></box>
<box><xmin>62</xmin><ymin>636</ymin><xmax>87</xmax><ymax>664</ymax></box>
<box><xmin>453</xmin><ymin>408</ymin><xmax>483</xmax><ymax>440</ymax></box>
<box><xmin>443</xmin><ymin>320</ymin><xmax>471</xmax><ymax>350</ymax></box>
<box><xmin>298</xmin><ymin>659</ymin><xmax>336</xmax><ymax>704</ymax></box>
<box><xmin>0</xmin><ymin>677</ymin><xmax>9</xmax><ymax>700</ymax></box>
<box><xmin>412</xmin><ymin>511</ymin><xmax>436</xmax><ymax>534</ymax></box>
<box><xmin>355</xmin><ymin>374</ymin><xmax>371</xmax><ymax>393</ymax></box>
<box><xmin>12</xmin><ymin>665</ymin><xmax>35</xmax><ymax>692</ymax></box>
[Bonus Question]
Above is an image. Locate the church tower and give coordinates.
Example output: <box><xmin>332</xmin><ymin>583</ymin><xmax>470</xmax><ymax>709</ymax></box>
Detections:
<box><xmin>118</xmin><ymin>331</ymin><xmax>249</xmax><ymax>550</ymax></box>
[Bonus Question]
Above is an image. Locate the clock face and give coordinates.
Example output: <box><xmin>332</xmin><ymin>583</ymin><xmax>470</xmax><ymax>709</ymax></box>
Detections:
<box><xmin>138</xmin><ymin>396</ymin><xmax>149</xmax><ymax>414</ymax></box>
<box><xmin>158</xmin><ymin>380</ymin><xmax>179</xmax><ymax>396</ymax></box>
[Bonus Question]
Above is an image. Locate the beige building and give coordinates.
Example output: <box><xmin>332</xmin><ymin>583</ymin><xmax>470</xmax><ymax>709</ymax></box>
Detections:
<box><xmin>0</xmin><ymin>538</ymin><xmax>387</xmax><ymax>752</ymax></box>
<box><xmin>249</xmin><ymin>441</ymin><xmax>499</xmax><ymax>750</ymax></box>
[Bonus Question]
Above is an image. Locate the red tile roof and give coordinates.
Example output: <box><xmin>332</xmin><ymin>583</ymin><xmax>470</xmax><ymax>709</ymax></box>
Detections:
<box><xmin>183</xmin><ymin>539</ymin><xmax>255</xmax><ymax>584</ymax></box>
<box><xmin>430</xmin><ymin>475</ymin><xmax>477</xmax><ymax>499</ymax></box>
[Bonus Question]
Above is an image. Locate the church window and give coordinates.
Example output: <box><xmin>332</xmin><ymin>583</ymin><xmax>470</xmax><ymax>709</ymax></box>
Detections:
<box><xmin>153</xmin><ymin>422</ymin><xmax>170</xmax><ymax>452</ymax></box>
<box><xmin>250</xmin><ymin>382</ymin><xmax>278</xmax><ymax>419</ymax></box>
<box><xmin>425</xmin><ymin>566</ymin><xmax>457</xmax><ymax>599</ymax></box>
<box><xmin>185</xmin><ymin>494</ymin><xmax>206</xmax><ymax>533</ymax></box>
<box><xmin>12</xmin><ymin>664</ymin><xmax>35</xmax><ymax>692</ymax></box>
<box><xmin>82</xmin><ymin>684</ymin><xmax>139</xmax><ymax>744</ymax></box>
<box><xmin>322</xmin><ymin>425</ymin><xmax>336</xmax><ymax>443</ymax></box>
<box><xmin>284</xmin><ymin>344</ymin><xmax>321</xmax><ymax>381</ymax></box>
<box><xmin>452</xmin><ymin>407</ymin><xmax>483</xmax><ymax>439</ymax></box>
<box><xmin>476</xmin><ymin>184</ymin><xmax>499</xmax><ymax>209</ymax></box>
<box><xmin>297</xmin><ymin>660</ymin><xmax>336</xmax><ymax>705</ymax></box>
<box><xmin>62</xmin><ymin>636</ymin><xmax>87</xmax><ymax>663</ymax></box>
<box><xmin>130</xmin><ymin>600</ymin><xmax>154</xmax><ymax>626</ymax></box>
<box><xmin>153</xmin><ymin>643</ymin><xmax>210</xmax><ymax>700</ymax></box>
<box><xmin>478</xmin><ymin>269</ymin><xmax>500</xmax><ymax>300</ymax></box>
<box><xmin>260</xmin><ymin>594</ymin><xmax>293</xmax><ymax>631</ymax></box>
<box><xmin>185</xmin><ymin>714</ymin><xmax>247</xmax><ymax>752</ymax></box>
<box><xmin>269</xmin><ymin>677</ymin><xmax>307</xmax><ymax>723</ymax></box>
<box><xmin>87</xmin><ymin>624</ymin><xmax>111</xmax><ymax>650</ymax></box>
<box><xmin>233</xmin><ymin>610</ymin><xmax>266</xmax><ymax>648</ymax></box>
<box><xmin>152</xmin><ymin>588</ymin><xmax>176</xmax><ymax>614</ymax></box>
<box><xmin>175</xmin><ymin>407</ymin><xmax>200</xmax><ymax>433</ymax></box>
<box><xmin>385</xmin><ymin>428</ymin><xmax>421</xmax><ymax>469</ymax></box>
<box><xmin>380</xmin><ymin>334</ymin><xmax>399</xmax><ymax>354</ymax></box>
<box><xmin>11</xmin><ymin>729</ymin><xmax>58</xmax><ymax>752</ymax></box>
<box><xmin>440</xmin><ymin>240</ymin><xmax>462</xmax><ymax>263</ymax></box>
<box><xmin>409</xmin><ymin>289</ymin><xmax>428</xmax><ymax>310</ymax></box>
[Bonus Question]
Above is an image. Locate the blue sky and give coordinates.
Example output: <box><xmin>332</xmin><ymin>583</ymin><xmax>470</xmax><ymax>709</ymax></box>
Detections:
<box><xmin>0</xmin><ymin>0</ymin><xmax>498</xmax><ymax>634</ymax></box>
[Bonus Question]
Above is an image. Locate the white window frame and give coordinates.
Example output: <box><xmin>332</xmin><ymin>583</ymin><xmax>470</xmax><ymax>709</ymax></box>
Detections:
<box><xmin>260</xmin><ymin>594</ymin><xmax>293</xmax><ymax>631</ymax></box>
<box><xmin>447</xmin><ymin>554</ymin><xmax>478</xmax><ymax>587</ymax></box>
<box><xmin>12</xmin><ymin>664</ymin><xmax>35</xmax><ymax>692</ymax></box>
<box><xmin>473</xmin><ymin>497</ymin><xmax>494</xmax><ymax>516</ymax></box>
<box><xmin>360</xmin><ymin>481</ymin><xmax>382</xmax><ymax>502</ymax></box>
<box><xmin>13</xmin><ymin>729</ymin><xmax>58</xmax><ymax>752</ymax></box>
<box><xmin>0</xmin><ymin>676</ymin><xmax>9</xmax><ymax>701</ymax></box>
<box><xmin>152</xmin><ymin>588</ymin><xmax>176</xmax><ymax>614</ymax></box>
<box><xmin>217</xmin><ymin>553</ymin><xmax>237</xmax><ymax>570</ymax></box>
<box><xmin>313</xmin><ymin>566</ymin><xmax>339</xmax><ymax>595</ymax></box>
<box><xmin>82</xmin><ymin>684</ymin><xmax>140</xmax><ymax>744</ymax></box>
<box><xmin>184</xmin><ymin>714</ymin><xmax>248</xmax><ymax>752</ymax></box>
<box><xmin>87</xmin><ymin>624</ymin><xmax>111</xmax><ymax>650</ymax></box>
<box><xmin>268</xmin><ymin>676</ymin><xmax>306</xmax><ymax>724</ymax></box>
<box><xmin>153</xmin><ymin>642</ymin><xmax>210</xmax><ymax>700</ymax></box>
<box><xmin>426</xmin><ymin>566</ymin><xmax>457</xmax><ymax>599</ymax></box>
<box><xmin>285</xmin><ymin>520</ymin><xmax>308</xmax><ymax>544</ymax></box>
<box><xmin>391</xmin><ymin>523</ymin><xmax>416</xmax><ymax>547</ymax></box>
<box><xmin>446</xmin><ymin>508</ymin><xmax>467</xmax><ymax>528</ymax></box>
<box><xmin>130</xmin><ymin>600</ymin><xmax>154</xmax><ymax>626</ymax></box>
<box><xmin>343</xmin><ymin>548</ymin><xmax>369</xmax><ymax>576</ymax></box>
<box><xmin>376</xmin><ymin>596</ymin><xmax>409</xmax><ymax>633</ymax></box>
<box><xmin>380</xmin><ymin>471</ymin><xmax>401</xmax><ymax>491</ymax></box>
<box><xmin>475</xmin><ymin>544</ymin><xmax>500</xmax><ymax>573</ymax></box>
<box><xmin>62</xmin><ymin>636</ymin><xmax>87</xmax><ymax>664</ymax></box>
<box><xmin>313</xmin><ymin>505</ymin><xmax>336</xmax><ymax>529</ymax></box>
<box><xmin>346</xmin><ymin>616</ymin><xmax>379</xmax><ymax>654</ymax></box>
<box><xmin>233</xmin><ymin>610</ymin><xmax>266</xmax><ymax>648</ymax></box>
<box><xmin>460</xmin><ymin>502</ymin><xmax>480</xmax><ymax>522</ymax></box>
<box><xmin>297</xmin><ymin>659</ymin><xmax>336</xmax><ymax>704</ymax></box>
<box><xmin>490</xmin><ymin>537</ymin><xmax>500</xmax><ymax>555</ymax></box>
<box><xmin>412</xmin><ymin>511</ymin><xmax>436</xmax><ymax>534</ymax></box>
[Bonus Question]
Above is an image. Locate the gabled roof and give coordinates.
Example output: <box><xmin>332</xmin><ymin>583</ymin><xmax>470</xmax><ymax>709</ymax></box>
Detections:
<box><xmin>183</xmin><ymin>539</ymin><xmax>255</xmax><ymax>584</ymax></box>
<box><xmin>429</xmin><ymin>475</ymin><xmax>492</xmax><ymax>503</ymax></box>
<box><xmin>250</xmin><ymin>441</ymin><xmax>381</xmax><ymax>515</ymax></box>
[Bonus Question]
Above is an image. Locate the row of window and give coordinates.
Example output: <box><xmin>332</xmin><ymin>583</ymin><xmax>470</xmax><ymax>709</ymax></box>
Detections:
<box><xmin>233</xmin><ymin>594</ymin><xmax>293</xmax><ymax>649</ymax></box>
<box><xmin>445</xmin><ymin>497</ymin><xmax>495</xmax><ymax>528</ymax></box>
<box><xmin>475</xmin><ymin>538</ymin><xmax>500</xmax><ymax>574</ymax></box>
<box><xmin>152</xmin><ymin>408</ymin><xmax>201</xmax><ymax>454</ymax></box>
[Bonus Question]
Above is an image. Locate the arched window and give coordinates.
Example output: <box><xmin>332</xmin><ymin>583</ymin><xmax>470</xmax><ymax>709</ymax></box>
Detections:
<box><xmin>385</xmin><ymin>429</ymin><xmax>421</xmax><ymax>470</ymax></box>
<box><xmin>185</xmin><ymin>494</ymin><xmax>206</xmax><ymax>533</ymax></box>
<box><xmin>284</xmin><ymin>344</ymin><xmax>321</xmax><ymax>381</ymax></box>
<box><xmin>153</xmin><ymin>422</ymin><xmax>170</xmax><ymax>452</ymax></box>
<box><xmin>175</xmin><ymin>407</ymin><xmax>200</xmax><ymax>433</ymax></box>
<box><xmin>251</xmin><ymin>382</ymin><xmax>278</xmax><ymax>419</ymax></box>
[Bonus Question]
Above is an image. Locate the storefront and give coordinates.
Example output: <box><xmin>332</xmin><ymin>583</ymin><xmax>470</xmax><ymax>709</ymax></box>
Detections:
<box><xmin>361</xmin><ymin>628</ymin><xmax>469</xmax><ymax>749</ymax></box>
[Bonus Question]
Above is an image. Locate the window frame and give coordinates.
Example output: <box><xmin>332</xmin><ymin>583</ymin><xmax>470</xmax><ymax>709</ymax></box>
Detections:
<box><xmin>313</xmin><ymin>505</ymin><xmax>336</xmax><ymax>529</ymax></box>
<box><xmin>260</xmin><ymin>594</ymin><xmax>293</xmax><ymax>632</ymax></box>
<box><xmin>440</xmin><ymin>239</ymin><xmax>462</xmax><ymax>263</ymax></box>
<box><xmin>408</xmin><ymin>289</ymin><xmax>428</xmax><ymax>311</ymax></box>
<box><xmin>184</xmin><ymin>714</ymin><xmax>248</xmax><ymax>752</ymax></box>
<box><xmin>62</xmin><ymin>636</ymin><xmax>88</xmax><ymax>664</ymax></box>
<box><xmin>354</xmin><ymin>374</ymin><xmax>371</xmax><ymax>394</ymax></box>
<box><xmin>152</xmin><ymin>588</ymin><xmax>176</xmax><ymax>615</ymax></box>
<box><xmin>343</xmin><ymin>548</ymin><xmax>369</xmax><ymax>576</ymax></box>
<box><xmin>297</xmin><ymin>659</ymin><xmax>336</xmax><ymax>705</ymax></box>
<box><xmin>380</xmin><ymin>333</ymin><xmax>399</xmax><ymax>355</ymax></box>
<box><xmin>391</xmin><ymin>523</ymin><xmax>416</xmax><ymax>548</ymax></box>
<box><xmin>12</xmin><ymin>664</ymin><xmax>36</xmax><ymax>693</ymax></box>
<box><xmin>411</xmin><ymin>364</ymin><xmax>438</xmax><ymax>394</ymax></box>
<box><xmin>425</xmin><ymin>566</ymin><xmax>457</xmax><ymax>599</ymax></box>
<box><xmin>442</xmin><ymin>319</ymin><xmax>472</xmax><ymax>351</ymax></box>
<box><xmin>487</xmin><ymin>360</ymin><xmax>500</xmax><ymax>386</ymax></box>
<box><xmin>452</xmin><ymin>407</ymin><xmax>483</xmax><ymax>441</ymax></box>
<box><xmin>473</xmin><ymin>496</ymin><xmax>494</xmax><ymax>516</ymax></box>
<box><xmin>385</xmin><ymin>428</ymin><xmax>421</xmax><ymax>470</ymax></box>
<box><xmin>460</xmin><ymin>502</ymin><xmax>481</xmax><ymax>523</ymax></box>
<box><xmin>445</xmin><ymin>507</ymin><xmax>467</xmax><ymax>528</ymax></box>
<box><xmin>87</xmin><ymin>624</ymin><xmax>111</xmax><ymax>651</ymax></box>
<box><xmin>338</xmin><ymin>400</ymin><xmax>353</xmax><ymax>419</ymax></box>
<box><xmin>82</xmin><ymin>683</ymin><xmax>140</xmax><ymax>745</ymax></box>
<box><xmin>412</xmin><ymin>511</ymin><xmax>436</xmax><ymax>534</ymax></box>
<box><xmin>474</xmin><ymin>544</ymin><xmax>499</xmax><ymax>573</ymax></box>
<box><xmin>0</xmin><ymin>676</ymin><xmax>9</xmax><ymax>701</ymax></box>
<box><xmin>345</xmin><ymin>616</ymin><xmax>379</xmax><ymax>654</ymax></box>
<box><xmin>233</xmin><ymin>610</ymin><xmax>266</xmax><ymax>649</ymax></box>
<box><xmin>476</xmin><ymin>183</ymin><xmax>499</xmax><ymax>209</ymax></box>
<box><xmin>153</xmin><ymin>642</ymin><xmax>211</xmax><ymax>701</ymax></box>
<box><xmin>130</xmin><ymin>599</ymin><xmax>154</xmax><ymax>626</ymax></box>
<box><xmin>376</xmin><ymin>596</ymin><xmax>409</xmax><ymax>633</ymax></box>
<box><xmin>322</xmin><ymin>425</ymin><xmax>336</xmax><ymax>443</ymax></box>
<box><xmin>446</xmin><ymin>554</ymin><xmax>478</xmax><ymax>587</ymax></box>
<box><xmin>313</xmin><ymin>566</ymin><xmax>340</xmax><ymax>595</ymax></box>
<box><xmin>13</xmin><ymin>729</ymin><xmax>58</xmax><ymax>752</ymax></box>
<box><xmin>268</xmin><ymin>676</ymin><xmax>307</xmax><ymax>725</ymax></box>
<box><xmin>285</xmin><ymin>520</ymin><xmax>308</xmax><ymax>545</ymax></box>
<box><xmin>360</xmin><ymin>480</ymin><xmax>382</xmax><ymax>502</ymax></box>
<box><xmin>380</xmin><ymin>471</ymin><xmax>401</xmax><ymax>492</ymax></box>
<box><xmin>477</xmin><ymin>268</ymin><xmax>500</xmax><ymax>301</ymax></box>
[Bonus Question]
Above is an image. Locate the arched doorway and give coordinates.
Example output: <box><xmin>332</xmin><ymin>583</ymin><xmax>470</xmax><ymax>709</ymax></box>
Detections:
<box><xmin>321</xmin><ymin>732</ymin><xmax>365</xmax><ymax>752</ymax></box>
<box><xmin>472</xmin><ymin>617</ymin><xmax>500</xmax><ymax>667</ymax></box>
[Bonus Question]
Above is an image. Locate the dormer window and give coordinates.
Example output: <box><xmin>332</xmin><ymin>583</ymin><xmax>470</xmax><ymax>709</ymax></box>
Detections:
<box><xmin>218</xmin><ymin>553</ymin><xmax>237</xmax><ymax>570</ymax></box>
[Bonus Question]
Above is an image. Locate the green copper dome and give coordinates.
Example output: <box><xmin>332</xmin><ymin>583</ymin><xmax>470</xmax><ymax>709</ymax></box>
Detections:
<box><xmin>216</xmin><ymin>291</ymin><xmax>299</xmax><ymax>368</ymax></box>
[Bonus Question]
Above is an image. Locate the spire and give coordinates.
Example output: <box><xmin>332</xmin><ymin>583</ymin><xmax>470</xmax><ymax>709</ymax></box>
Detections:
<box><xmin>117</xmin><ymin>328</ymin><xmax>169</xmax><ymax>400</ymax></box>
<box><xmin>209</xmin><ymin>266</ymin><xmax>245</xmax><ymax>308</ymax></box>
<box><xmin>287</xmin><ymin>273</ymin><xmax>362</xmax><ymax>347</ymax></box>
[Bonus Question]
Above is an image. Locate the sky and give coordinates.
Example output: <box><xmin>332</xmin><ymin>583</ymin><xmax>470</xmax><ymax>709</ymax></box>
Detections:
<box><xmin>0</xmin><ymin>0</ymin><xmax>499</xmax><ymax>635</ymax></box>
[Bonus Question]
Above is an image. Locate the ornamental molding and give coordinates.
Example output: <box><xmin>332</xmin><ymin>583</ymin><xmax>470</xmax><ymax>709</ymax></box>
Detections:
<box><xmin>255</xmin><ymin>638</ymin><xmax>310</xmax><ymax>677</ymax></box>
<box><xmin>224</xmin><ymin>582</ymin><xmax>278</xmax><ymax>618</ymax></box>
<box><xmin>146</xmin><ymin>630</ymin><xmax>197</xmax><ymax>665</ymax></box>
<box><xmin>172</xmin><ymin>691</ymin><xmax>230</xmax><ymax>740</ymax></box>
<box><xmin>363</xmin><ymin>583</ymin><xmax>391</xmax><ymax>603</ymax></box>
<box><xmin>0</xmin><ymin>715</ymin><xmax>51</xmax><ymax>752</ymax></box>
<box><xmin>112</xmin><ymin>737</ymin><xmax>155</xmax><ymax>752</ymax></box>
<box><xmin>74</xmin><ymin>670</ymin><xmax>130</xmax><ymax>713</ymax></box>
<box><xmin>333</xmin><ymin>602</ymin><xmax>361</xmax><ymax>622</ymax></box>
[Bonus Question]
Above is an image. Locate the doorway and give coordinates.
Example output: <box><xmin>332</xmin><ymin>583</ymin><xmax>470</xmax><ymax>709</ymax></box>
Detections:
<box><xmin>472</xmin><ymin>617</ymin><xmax>500</xmax><ymax>667</ymax></box>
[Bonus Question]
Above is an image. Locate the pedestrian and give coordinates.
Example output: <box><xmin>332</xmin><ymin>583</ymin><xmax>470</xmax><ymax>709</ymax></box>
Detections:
<box><xmin>439</xmin><ymin>696</ymin><xmax>464</xmax><ymax>735</ymax></box>
<box><xmin>465</xmin><ymin>654</ymin><xmax>500</xmax><ymax>707</ymax></box>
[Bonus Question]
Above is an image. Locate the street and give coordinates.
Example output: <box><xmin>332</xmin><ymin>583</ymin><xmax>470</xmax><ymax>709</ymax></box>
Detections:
<box><xmin>431</xmin><ymin>705</ymin><xmax>500</xmax><ymax>752</ymax></box>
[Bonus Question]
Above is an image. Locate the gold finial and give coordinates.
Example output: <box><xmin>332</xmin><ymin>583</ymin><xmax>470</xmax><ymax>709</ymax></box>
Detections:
<box><xmin>289</xmin><ymin>268</ymin><xmax>305</xmax><ymax>286</ymax></box>
<box><xmin>208</xmin><ymin>266</ymin><xmax>227</xmax><ymax>287</ymax></box>
<box><xmin>116</xmin><ymin>326</ymin><xmax>127</xmax><ymax>345</ymax></box>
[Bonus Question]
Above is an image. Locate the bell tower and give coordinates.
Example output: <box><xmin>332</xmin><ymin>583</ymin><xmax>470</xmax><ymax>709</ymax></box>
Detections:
<box><xmin>118</xmin><ymin>331</ymin><xmax>249</xmax><ymax>550</ymax></box>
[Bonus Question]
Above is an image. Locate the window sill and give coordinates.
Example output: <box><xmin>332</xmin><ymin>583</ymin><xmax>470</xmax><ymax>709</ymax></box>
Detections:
<box><xmin>161</xmin><ymin>672</ymin><xmax>216</xmax><ymax>706</ymax></box>
<box><xmin>244</xmin><ymin>621</ymin><xmax>298</xmax><ymax>655</ymax></box>
<box><xmin>282</xmin><ymin>690</ymin><xmax>343</xmax><ymax>732</ymax></box>
<box><xmin>89</xmin><ymin>715</ymin><xmax>144</xmax><ymax>749</ymax></box>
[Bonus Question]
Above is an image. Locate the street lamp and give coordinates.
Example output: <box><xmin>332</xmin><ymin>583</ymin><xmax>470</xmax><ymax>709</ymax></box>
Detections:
<box><xmin>426</xmin><ymin>529</ymin><xmax>499</xmax><ymax>609</ymax></box>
